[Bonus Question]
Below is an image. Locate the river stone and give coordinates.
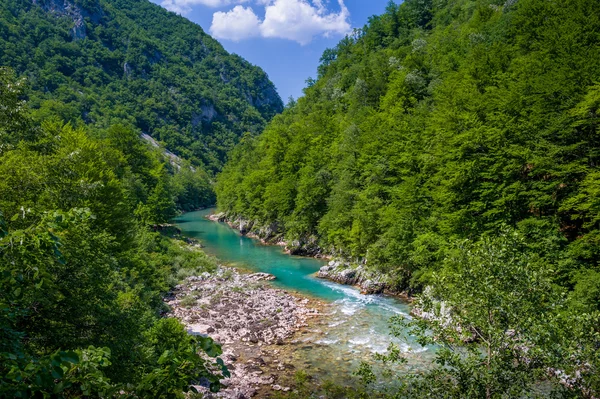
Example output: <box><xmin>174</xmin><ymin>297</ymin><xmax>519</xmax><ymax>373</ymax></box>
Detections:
<box><xmin>361</xmin><ymin>279</ymin><xmax>385</xmax><ymax>295</ymax></box>
<box><xmin>341</xmin><ymin>269</ymin><xmax>355</xmax><ymax>278</ymax></box>
<box><xmin>165</xmin><ymin>264</ymin><xmax>321</xmax><ymax>398</ymax></box>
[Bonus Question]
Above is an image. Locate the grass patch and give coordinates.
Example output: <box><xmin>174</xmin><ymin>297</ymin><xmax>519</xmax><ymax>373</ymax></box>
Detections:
<box><xmin>179</xmin><ymin>295</ymin><xmax>197</xmax><ymax>308</ymax></box>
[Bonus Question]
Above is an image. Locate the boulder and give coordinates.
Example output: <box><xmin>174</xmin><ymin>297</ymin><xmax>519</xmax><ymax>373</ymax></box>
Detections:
<box><xmin>207</xmin><ymin>212</ymin><xmax>226</xmax><ymax>222</ymax></box>
<box><xmin>317</xmin><ymin>265</ymin><xmax>333</xmax><ymax>279</ymax></box>
<box><xmin>339</xmin><ymin>269</ymin><xmax>357</xmax><ymax>284</ymax></box>
<box><xmin>361</xmin><ymin>280</ymin><xmax>385</xmax><ymax>295</ymax></box>
<box><xmin>238</xmin><ymin>218</ymin><xmax>249</xmax><ymax>234</ymax></box>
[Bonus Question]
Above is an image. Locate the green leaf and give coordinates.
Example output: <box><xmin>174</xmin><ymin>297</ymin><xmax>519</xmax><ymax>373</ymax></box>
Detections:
<box><xmin>60</xmin><ymin>351</ymin><xmax>79</xmax><ymax>364</ymax></box>
<box><xmin>53</xmin><ymin>381</ymin><xmax>64</xmax><ymax>393</ymax></box>
<box><xmin>51</xmin><ymin>365</ymin><xmax>64</xmax><ymax>379</ymax></box>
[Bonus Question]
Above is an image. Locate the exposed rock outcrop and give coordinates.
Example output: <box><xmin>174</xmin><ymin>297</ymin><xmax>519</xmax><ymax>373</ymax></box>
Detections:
<box><xmin>140</xmin><ymin>133</ymin><xmax>196</xmax><ymax>172</ymax></box>
<box><xmin>208</xmin><ymin>212</ymin><xmax>227</xmax><ymax>222</ymax></box>
<box><xmin>286</xmin><ymin>236</ymin><xmax>322</xmax><ymax>257</ymax></box>
<box><xmin>33</xmin><ymin>0</ymin><xmax>103</xmax><ymax>40</ymax></box>
<box><xmin>317</xmin><ymin>260</ymin><xmax>393</xmax><ymax>296</ymax></box>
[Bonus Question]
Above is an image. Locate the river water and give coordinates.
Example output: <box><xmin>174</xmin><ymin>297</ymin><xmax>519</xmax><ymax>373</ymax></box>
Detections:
<box><xmin>175</xmin><ymin>210</ymin><xmax>433</xmax><ymax>385</ymax></box>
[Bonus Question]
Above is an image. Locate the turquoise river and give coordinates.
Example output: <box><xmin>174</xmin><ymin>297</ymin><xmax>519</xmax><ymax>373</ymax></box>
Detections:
<box><xmin>175</xmin><ymin>209</ymin><xmax>433</xmax><ymax>384</ymax></box>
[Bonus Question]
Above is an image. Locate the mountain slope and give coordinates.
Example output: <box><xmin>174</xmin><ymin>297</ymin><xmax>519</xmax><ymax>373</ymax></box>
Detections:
<box><xmin>216</xmin><ymin>0</ymin><xmax>600</xmax><ymax>299</ymax></box>
<box><xmin>0</xmin><ymin>0</ymin><xmax>283</xmax><ymax>171</ymax></box>
<box><xmin>215</xmin><ymin>1</ymin><xmax>600</xmax><ymax>394</ymax></box>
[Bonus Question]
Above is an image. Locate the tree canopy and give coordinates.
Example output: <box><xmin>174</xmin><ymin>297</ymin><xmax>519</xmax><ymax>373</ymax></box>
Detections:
<box><xmin>0</xmin><ymin>66</ymin><xmax>228</xmax><ymax>397</ymax></box>
<box><xmin>0</xmin><ymin>0</ymin><xmax>283</xmax><ymax>173</ymax></box>
<box><xmin>217</xmin><ymin>0</ymin><xmax>600</xmax><ymax>304</ymax></box>
<box><xmin>217</xmin><ymin>0</ymin><xmax>600</xmax><ymax>395</ymax></box>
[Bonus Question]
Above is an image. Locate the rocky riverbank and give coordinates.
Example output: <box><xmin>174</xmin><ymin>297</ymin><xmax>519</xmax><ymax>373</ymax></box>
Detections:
<box><xmin>207</xmin><ymin>213</ymin><xmax>410</xmax><ymax>298</ymax></box>
<box><xmin>317</xmin><ymin>261</ymin><xmax>385</xmax><ymax>295</ymax></box>
<box><xmin>207</xmin><ymin>213</ymin><xmax>323</xmax><ymax>257</ymax></box>
<box><xmin>165</xmin><ymin>268</ymin><xmax>321</xmax><ymax>398</ymax></box>
<box><xmin>316</xmin><ymin>260</ymin><xmax>413</xmax><ymax>300</ymax></box>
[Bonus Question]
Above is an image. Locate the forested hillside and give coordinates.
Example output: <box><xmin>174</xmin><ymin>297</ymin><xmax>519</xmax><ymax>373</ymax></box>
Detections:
<box><xmin>0</xmin><ymin>0</ymin><xmax>286</xmax><ymax>394</ymax></box>
<box><xmin>216</xmin><ymin>0</ymin><xmax>600</xmax><ymax>395</ymax></box>
<box><xmin>217</xmin><ymin>0</ymin><xmax>600</xmax><ymax>304</ymax></box>
<box><xmin>0</xmin><ymin>66</ymin><xmax>232</xmax><ymax>396</ymax></box>
<box><xmin>0</xmin><ymin>0</ymin><xmax>283</xmax><ymax>173</ymax></box>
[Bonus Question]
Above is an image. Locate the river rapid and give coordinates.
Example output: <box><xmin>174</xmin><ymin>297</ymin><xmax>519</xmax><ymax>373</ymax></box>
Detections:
<box><xmin>175</xmin><ymin>209</ymin><xmax>433</xmax><ymax>386</ymax></box>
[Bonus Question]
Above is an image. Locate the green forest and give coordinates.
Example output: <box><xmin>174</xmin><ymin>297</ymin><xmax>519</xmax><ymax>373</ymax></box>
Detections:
<box><xmin>0</xmin><ymin>0</ymin><xmax>282</xmax><ymax>174</ymax></box>
<box><xmin>0</xmin><ymin>0</ymin><xmax>265</xmax><ymax>394</ymax></box>
<box><xmin>2</xmin><ymin>0</ymin><xmax>600</xmax><ymax>396</ymax></box>
<box><xmin>0</xmin><ymin>65</ymin><xmax>232</xmax><ymax>396</ymax></box>
<box><xmin>217</xmin><ymin>0</ymin><xmax>600</xmax><ymax>315</ymax></box>
<box><xmin>216</xmin><ymin>0</ymin><xmax>600</xmax><ymax>396</ymax></box>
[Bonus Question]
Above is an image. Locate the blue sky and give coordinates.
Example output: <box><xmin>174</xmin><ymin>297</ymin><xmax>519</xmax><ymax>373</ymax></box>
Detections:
<box><xmin>150</xmin><ymin>0</ymin><xmax>398</xmax><ymax>102</ymax></box>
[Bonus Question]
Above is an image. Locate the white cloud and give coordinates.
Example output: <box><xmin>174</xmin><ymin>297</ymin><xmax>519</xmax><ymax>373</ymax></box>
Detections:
<box><xmin>206</xmin><ymin>0</ymin><xmax>350</xmax><ymax>45</ymax></box>
<box><xmin>259</xmin><ymin>0</ymin><xmax>350</xmax><ymax>45</ymax></box>
<box><xmin>210</xmin><ymin>6</ymin><xmax>261</xmax><ymax>41</ymax></box>
<box><xmin>160</xmin><ymin>0</ymin><xmax>351</xmax><ymax>44</ymax></box>
<box><xmin>160</xmin><ymin>0</ymin><xmax>248</xmax><ymax>15</ymax></box>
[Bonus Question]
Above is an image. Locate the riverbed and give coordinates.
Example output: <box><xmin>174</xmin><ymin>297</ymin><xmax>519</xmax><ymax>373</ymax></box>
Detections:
<box><xmin>174</xmin><ymin>210</ymin><xmax>433</xmax><ymax>387</ymax></box>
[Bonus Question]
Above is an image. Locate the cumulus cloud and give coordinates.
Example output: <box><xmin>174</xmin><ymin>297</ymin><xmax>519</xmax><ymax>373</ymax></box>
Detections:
<box><xmin>160</xmin><ymin>0</ymin><xmax>248</xmax><ymax>15</ymax></box>
<box><xmin>210</xmin><ymin>6</ymin><xmax>261</xmax><ymax>41</ymax></box>
<box><xmin>207</xmin><ymin>0</ymin><xmax>350</xmax><ymax>45</ymax></box>
<box><xmin>159</xmin><ymin>0</ymin><xmax>350</xmax><ymax>44</ymax></box>
<box><xmin>259</xmin><ymin>0</ymin><xmax>350</xmax><ymax>45</ymax></box>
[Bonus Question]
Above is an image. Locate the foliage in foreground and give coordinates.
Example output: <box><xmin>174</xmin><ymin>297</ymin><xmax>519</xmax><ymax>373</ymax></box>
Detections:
<box><xmin>0</xmin><ymin>67</ymin><xmax>226</xmax><ymax>397</ymax></box>
<box><xmin>385</xmin><ymin>232</ymin><xmax>600</xmax><ymax>398</ymax></box>
<box><xmin>273</xmin><ymin>233</ymin><xmax>600</xmax><ymax>398</ymax></box>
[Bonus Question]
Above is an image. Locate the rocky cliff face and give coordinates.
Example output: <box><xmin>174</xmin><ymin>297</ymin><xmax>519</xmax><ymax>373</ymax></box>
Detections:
<box><xmin>33</xmin><ymin>0</ymin><xmax>104</xmax><ymax>39</ymax></box>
